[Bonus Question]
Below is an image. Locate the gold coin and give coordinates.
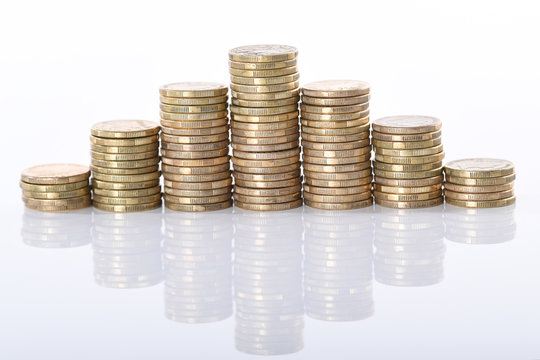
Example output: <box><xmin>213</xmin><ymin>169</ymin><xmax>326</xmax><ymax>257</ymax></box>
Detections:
<box><xmin>161</xmin><ymin>132</ymin><xmax>228</xmax><ymax>144</ymax></box>
<box><xmin>446</xmin><ymin>196</ymin><xmax>516</xmax><ymax>208</ymax></box>
<box><xmin>304</xmin><ymin>161</ymin><xmax>371</xmax><ymax>173</ymax></box>
<box><xmin>20</xmin><ymin>179</ymin><xmax>89</xmax><ymax>192</ymax></box>
<box><xmin>234</xmin><ymin>176</ymin><xmax>302</xmax><ymax>189</ymax></box>
<box><xmin>231</xmin><ymin>97</ymin><xmax>299</xmax><ymax>108</ymax></box>
<box><xmin>165</xmin><ymin>199</ymin><xmax>232</xmax><ymax>212</ymax></box>
<box><xmin>91</xmin><ymin>142</ymin><xmax>159</xmax><ymax>154</ymax></box>
<box><xmin>233</xmin><ymin>162</ymin><xmax>300</xmax><ymax>174</ymax></box>
<box><xmin>445</xmin><ymin>173</ymin><xmax>516</xmax><ymax>186</ymax></box>
<box><xmin>304</xmin><ymin>198</ymin><xmax>373</xmax><ymax>210</ymax></box>
<box><xmin>233</xmin><ymin>169</ymin><xmax>300</xmax><ymax>182</ymax></box>
<box><xmin>232</xmin><ymin>147</ymin><xmax>300</xmax><ymax>160</ymax></box>
<box><xmin>301</xmin><ymin>94</ymin><xmax>370</xmax><ymax>106</ymax></box>
<box><xmin>234</xmin><ymin>199</ymin><xmax>303</xmax><ymax>211</ymax></box>
<box><xmin>91</xmin><ymin>157</ymin><xmax>159</xmax><ymax>169</ymax></box>
<box><xmin>164</xmin><ymin>193</ymin><xmax>231</xmax><ymax>205</ymax></box>
<box><xmin>231</xmin><ymin>118</ymin><xmax>298</xmax><ymax>131</ymax></box>
<box><xmin>373</xmin><ymin>161</ymin><xmax>443</xmax><ymax>172</ymax></box>
<box><xmin>305</xmin><ymin>177</ymin><xmax>372</xmax><ymax>188</ymax></box>
<box><xmin>21</xmin><ymin>164</ymin><xmax>90</xmax><ymax>185</ymax></box>
<box><xmin>161</xmin><ymin>125</ymin><xmax>229</xmax><ymax>136</ymax></box>
<box><xmin>373</xmin><ymin>167</ymin><xmax>442</xmax><ymax>179</ymax></box>
<box><xmin>160</xmin><ymin>110</ymin><xmax>228</xmax><ymax>121</ymax></box>
<box><xmin>373</xmin><ymin>138</ymin><xmax>442</xmax><ymax>150</ymax></box>
<box><xmin>159</xmin><ymin>82</ymin><xmax>227</xmax><ymax>98</ymax></box>
<box><xmin>301</xmin><ymin>123</ymin><xmax>370</xmax><ymax>136</ymax></box>
<box><xmin>90</xmin><ymin>134</ymin><xmax>158</xmax><ymax>147</ymax></box>
<box><xmin>304</xmin><ymin>169</ymin><xmax>372</xmax><ymax>180</ymax></box>
<box><xmin>372</xmin><ymin>130</ymin><xmax>442</xmax><ymax>142</ymax></box>
<box><xmin>93</xmin><ymin>193</ymin><xmax>161</xmax><ymax>205</ymax></box>
<box><xmin>233</xmin><ymin>191</ymin><xmax>301</xmax><ymax>204</ymax></box>
<box><xmin>231</xmin><ymin>88</ymin><xmax>300</xmax><ymax>101</ymax></box>
<box><xmin>301</xmin><ymin>138</ymin><xmax>370</xmax><ymax>150</ymax></box>
<box><xmin>300</xmin><ymin>102</ymin><xmax>369</xmax><ymax>114</ymax></box>
<box><xmin>92</xmin><ymin>171</ymin><xmax>161</xmax><ymax>183</ymax></box>
<box><xmin>302</xmin><ymin>147</ymin><xmax>371</xmax><ymax>158</ymax></box>
<box><xmin>374</xmin><ymin>183</ymin><xmax>442</xmax><ymax>194</ymax></box>
<box><xmin>231</xmin><ymin>126</ymin><xmax>299</xmax><ymax>138</ymax></box>
<box><xmin>443</xmin><ymin>181</ymin><xmax>514</xmax><ymax>193</ymax></box>
<box><xmin>91</xmin><ymin>178</ymin><xmax>160</xmax><ymax>190</ymax></box>
<box><xmin>231</xmin><ymin>111</ymin><xmax>299</xmax><ymax>123</ymax></box>
<box><xmin>374</xmin><ymin>175</ymin><xmax>443</xmax><ymax>187</ymax></box>
<box><xmin>162</xmin><ymin>163</ymin><xmax>230</xmax><ymax>175</ymax></box>
<box><xmin>230</xmin><ymin>80</ymin><xmax>300</xmax><ymax>94</ymax></box>
<box><xmin>94</xmin><ymin>200</ymin><xmax>162</xmax><ymax>213</ymax></box>
<box><xmin>303</xmin><ymin>184</ymin><xmax>371</xmax><ymax>195</ymax></box>
<box><xmin>231</xmin><ymin>104</ymin><xmax>297</xmax><ymax>116</ymax></box>
<box><xmin>233</xmin><ymin>184</ymin><xmax>301</xmax><ymax>197</ymax></box>
<box><xmin>302</xmin><ymin>154</ymin><xmax>371</xmax><ymax>165</ymax></box>
<box><xmin>90</xmin><ymin>164</ymin><xmax>159</xmax><ymax>175</ymax></box>
<box><xmin>375</xmin><ymin>144</ymin><xmax>444</xmax><ymax>157</ymax></box>
<box><xmin>164</xmin><ymin>177</ymin><xmax>232</xmax><ymax>190</ymax></box>
<box><xmin>444</xmin><ymin>188</ymin><xmax>514</xmax><ymax>201</ymax></box>
<box><xmin>160</xmin><ymin>95</ymin><xmax>227</xmax><ymax>105</ymax></box>
<box><xmin>444</xmin><ymin>158</ymin><xmax>515</xmax><ymax>178</ymax></box>
<box><xmin>229</xmin><ymin>66</ymin><xmax>298</xmax><ymax>78</ymax></box>
<box><xmin>373</xmin><ymin>190</ymin><xmax>442</xmax><ymax>201</ymax></box>
<box><xmin>302</xmin><ymin>80</ymin><xmax>370</xmax><ymax>97</ymax></box>
<box><xmin>232</xmin><ymin>133</ymin><xmax>299</xmax><ymax>145</ymax></box>
<box><xmin>301</xmin><ymin>132</ymin><xmax>368</xmax><ymax>143</ymax></box>
<box><xmin>162</xmin><ymin>155</ymin><xmax>230</xmax><ymax>167</ymax></box>
<box><xmin>23</xmin><ymin>195</ymin><xmax>92</xmax><ymax>212</ymax></box>
<box><xmin>161</xmin><ymin>148</ymin><xmax>229</xmax><ymax>159</ymax></box>
<box><xmin>301</xmin><ymin>110</ymin><xmax>369</xmax><ymax>121</ymax></box>
<box><xmin>229</xmin><ymin>58</ymin><xmax>297</xmax><ymax>70</ymax></box>
<box><xmin>159</xmin><ymin>103</ymin><xmax>228</xmax><ymax>113</ymax></box>
<box><xmin>231</xmin><ymin>140</ymin><xmax>299</xmax><ymax>152</ymax></box>
<box><xmin>22</xmin><ymin>187</ymin><xmax>90</xmax><ymax>199</ymax></box>
<box><xmin>161</xmin><ymin>139</ymin><xmax>229</xmax><ymax>151</ymax></box>
<box><xmin>304</xmin><ymin>192</ymin><xmax>372</xmax><ymax>204</ymax></box>
<box><xmin>375</xmin><ymin>152</ymin><xmax>445</xmax><ymax>165</ymax></box>
<box><xmin>301</xmin><ymin>116</ymin><xmax>369</xmax><ymax>129</ymax></box>
<box><xmin>228</xmin><ymin>44</ymin><xmax>298</xmax><ymax>62</ymax></box>
<box><xmin>160</xmin><ymin>118</ymin><xmax>228</xmax><ymax>129</ymax></box>
<box><xmin>91</xmin><ymin>120</ymin><xmax>160</xmax><ymax>139</ymax></box>
<box><xmin>164</xmin><ymin>170</ymin><xmax>232</xmax><ymax>182</ymax></box>
<box><xmin>374</xmin><ymin>197</ymin><xmax>443</xmax><ymax>209</ymax></box>
<box><xmin>165</xmin><ymin>186</ymin><xmax>231</xmax><ymax>197</ymax></box>
<box><xmin>372</xmin><ymin>115</ymin><xmax>442</xmax><ymax>134</ymax></box>
<box><xmin>231</xmin><ymin>73</ymin><xmax>300</xmax><ymax>85</ymax></box>
<box><xmin>93</xmin><ymin>185</ymin><xmax>161</xmax><ymax>198</ymax></box>
<box><xmin>232</xmin><ymin>155</ymin><xmax>300</xmax><ymax>167</ymax></box>
<box><xmin>90</xmin><ymin>150</ymin><xmax>158</xmax><ymax>161</ymax></box>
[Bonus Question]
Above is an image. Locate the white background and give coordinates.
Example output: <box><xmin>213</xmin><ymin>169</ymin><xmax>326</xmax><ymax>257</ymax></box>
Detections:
<box><xmin>1</xmin><ymin>1</ymin><xmax>539</xmax><ymax>359</ymax></box>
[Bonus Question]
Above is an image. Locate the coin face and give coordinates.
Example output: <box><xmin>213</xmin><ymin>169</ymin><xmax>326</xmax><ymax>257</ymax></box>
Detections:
<box><xmin>21</xmin><ymin>164</ymin><xmax>91</xmax><ymax>184</ymax></box>
<box><xmin>91</xmin><ymin>120</ymin><xmax>160</xmax><ymax>138</ymax></box>
<box><xmin>372</xmin><ymin>115</ymin><xmax>442</xmax><ymax>134</ymax></box>
<box><xmin>444</xmin><ymin>158</ymin><xmax>515</xmax><ymax>178</ymax></box>
<box><xmin>159</xmin><ymin>82</ymin><xmax>228</xmax><ymax>97</ymax></box>
<box><xmin>302</xmin><ymin>80</ymin><xmax>370</xmax><ymax>97</ymax></box>
<box><xmin>229</xmin><ymin>45</ymin><xmax>298</xmax><ymax>62</ymax></box>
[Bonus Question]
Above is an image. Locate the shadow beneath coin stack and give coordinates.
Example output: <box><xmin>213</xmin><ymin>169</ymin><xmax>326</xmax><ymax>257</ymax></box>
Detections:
<box><xmin>373</xmin><ymin>206</ymin><xmax>445</xmax><ymax>287</ymax></box>
<box><xmin>92</xmin><ymin>209</ymin><xmax>163</xmax><ymax>289</ymax></box>
<box><xmin>163</xmin><ymin>208</ymin><xmax>233</xmax><ymax>324</ymax></box>
<box><xmin>233</xmin><ymin>208</ymin><xmax>304</xmax><ymax>356</ymax></box>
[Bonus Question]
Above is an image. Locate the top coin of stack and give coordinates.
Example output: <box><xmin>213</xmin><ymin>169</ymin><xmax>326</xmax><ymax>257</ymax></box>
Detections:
<box><xmin>444</xmin><ymin>158</ymin><xmax>516</xmax><ymax>208</ymax></box>
<box><xmin>228</xmin><ymin>45</ymin><xmax>302</xmax><ymax>211</ymax></box>
<box><xmin>372</xmin><ymin>115</ymin><xmax>444</xmax><ymax>209</ymax></box>
<box><xmin>90</xmin><ymin>120</ymin><xmax>162</xmax><ymax>212</ymax></box>
<box><xmin>20</xmin><ymin>164</ymin><xmax>92</xmax><ymax>211</ymax></box>
<box><xmin>159</xmin><ymin>82</ymin><xmax>232</xmax><ymax>212</ymax></box>
<box><xmin>300</xmin><ymin>80</ymin><xmax>373</xmax><ymax>210</ymax></box>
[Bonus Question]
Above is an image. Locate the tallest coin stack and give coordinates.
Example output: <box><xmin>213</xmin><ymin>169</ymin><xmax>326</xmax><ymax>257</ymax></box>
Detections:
<box><xmin>228</xmin><ymin>45</ymin><xmax>302</xmax><ymax>211</ymax></box>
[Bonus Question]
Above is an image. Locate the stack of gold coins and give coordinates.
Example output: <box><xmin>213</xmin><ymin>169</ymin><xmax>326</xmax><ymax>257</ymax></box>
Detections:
<box><xmin>300</xmin><ymin>80</ymin><xmax>372</xmax><ymax>210</ymax></box>
<box><xmin>372</xmin><ymin>116</ymin><xmax>444</xmax><ymax>209</ymax></box>
<box><xmin>444</xmin><ymin>158</ymin><xmax>516</xmax><ymax>208</ymax></box>
<box><xmin>90</xmin><ymin>120</ymin><xmax>161</xmax><ymax>212</ymax></box>
<box><xmin>228</xmin><ymin>45</ymin><xmax>302</xmax><ymax>211</ymax></box>
<box><xmin>159</xmin><ymin>82</ymin><xmax>232</xmax><ymax>212</ymax></box>
<box><xmin>20</xmin><ymin>164</ymin><xmax>92</xmax><ymax>212</ymax></box>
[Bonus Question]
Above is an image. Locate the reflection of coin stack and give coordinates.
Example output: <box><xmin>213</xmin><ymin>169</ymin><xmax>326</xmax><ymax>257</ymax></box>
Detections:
<box><xmin>372</xmin><ymin>116</ymin><xmax>444</xmax><ymax>209</ymax></box>
<box><xmin>228</xmin><ymin>45</ymin><xmax>302</xmax><ymax>211</ymax></box>
<box><xmin>21</xmin><ymin>207</ymin><xmax>92</xmax><ymax>248</ymax></box>
<box><xmin>92</xmin><ymin>210</ymin><xmax>163</xmax><ymax>288</ymax></box>
<box><xmin>374</xmin><ymin>207</ymin><xmax>445</xmax><ymax>286</ymax></box>
<box><xmin>163</xmin><ymin>209</ymin><xmax>233</xmax><ymax>323</ymax></box>
<box><xmin>301</xmin><ymin>80</ymin><xmax>373</xmax><ymax>210</ymax></box>
<box><xmin>233</xmin><ymin>209</ymin><xmax>304</xmax><ymax>355</ymax></box>
<box><xmin>444</xmin><ymin>204</ymin><xmax>516</xmax><ymax>244</ymax></box>
<box><xmin>159</xmin><ymin>82</ymin><xmax>233</xmax><ymax>212</ymax></box>
<box><xmin>303</xmin><ymin>207</ymin><xmax>374</xmax><ymax>321</ymax></box>
<box><xmin>90</xmin><ymin>120</ymin><xmax>162</xmax><ymax>212</ymax></box>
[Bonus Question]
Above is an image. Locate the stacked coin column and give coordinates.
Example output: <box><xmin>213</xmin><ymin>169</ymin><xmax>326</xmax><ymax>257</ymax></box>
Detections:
<box><xmin>90</xmin><ymin>120</ymin><xmax>162</xmax><ymax>212</ymax></box>
<box><xmin>372</xmin><ymin>116</ymin><xmax>444</xmax><ymax>209</ymax></box>
<box><xmin>228</xmin><ymin>45</ymin><xmax>302</xmax><ymax>211</ymax></box>
<box><xmin>159</xmin><ymin>82</ymin><xmax>232</xmax><ymax>212</ymax></box>
<box><xmin>300</xmin><ymin>80</ymin><xmax>372</xmax><ymax>210</ymax></box>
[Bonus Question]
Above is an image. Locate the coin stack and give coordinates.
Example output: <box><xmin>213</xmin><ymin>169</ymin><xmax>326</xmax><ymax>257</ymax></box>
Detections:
<box><xmin>300</xmin><ymin>80</ymin><xmax>372</xmax><ymax>210</ymax></box>
<box><xmin>159</xmin><ymin>82</ymin><xmax>233</xmax><ymax>212</ymax></box>
<box><xmin>228</xmin><ymin>45</ymin><xmax>302</xmax><ymax>211</ymax></box>
<box><xmin>444</xmin><ymin>158</ymin><xmax>516</xmax><ymax>208</ymax></box>
<box><xmin>90</xmin><ymin>120</ymin><xmax>162</xmax><ymax>212</ymax></box>
<box><xmin>372</xmin><ymin>116</ymin><xmax>444</xmax><ymax>209</ymax></box>
<box><xmin>20</xmin><ymin>164</ymin><xmax>92</xmax><ymax>212</ymax></box>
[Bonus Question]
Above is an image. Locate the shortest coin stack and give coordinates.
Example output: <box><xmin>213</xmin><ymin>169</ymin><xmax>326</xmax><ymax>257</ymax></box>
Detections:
<box><xmin>90</xmin><ymin>120</ymin><xmax>162</xmax><ymax>212</ymax></box>
<box><xmin>444</xmin><ymin>158</ymin><xmax>516</xmax><ymax>208</ymax></box>
<box><xmin>20</xmin><ymin>164</ymin><xmax>92</xmax><ymax>212</ymax></box>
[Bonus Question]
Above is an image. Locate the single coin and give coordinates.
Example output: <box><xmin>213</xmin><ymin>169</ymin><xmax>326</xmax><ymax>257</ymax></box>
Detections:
<box><xmin>161</xmin><ymin>139</ymin><xmax>229</xmax><ymax>151</ymax></box>
<box><xmin>164</xmin><ymin>170</ymin><xmax>231</xmax><ymax>183</ymax></box>
<box><xmin>232</xmin><ymin>155</ymin><xmax>299</xmax><ymax>168</ymax></box>
<box><xmin>372</xmin><ymin>115</ymin><xmax>442</xmax><ymax>134</ymax></box>
<box><xmin>303</xmin><ymin>161</ymin><xmax>371</xmax><ymax>173</ymax></box>
<box><xmin>159</xmin><ymin>103</ymin><xmax>228</xmax><ymax>113</ymax></box>
<box><xmin>232</xmin><ymin>133</ymin><xmax>298</xmax><ymax>145</ymax></box>
<box><xmin>373</xmin><ymin>161</ymin><xmax>443</xmax><ymax>172</ymax></box>
<box><xmin>22</xmin><ymin>187</ymin><xmax>90</xmax><ymax>199</ymax></box>
<box><xmin>159</xmin><ymin>82</ymin><xmax>227</xmax><ymax>98</ymax></box>
<box><xmin>234</xmin><ymin>199</ymin><xmax>303</xmax><ymax>211</ymax></box>
<box><xmin>374</xmin><ymin>197</ymin><xmax>443</xmax><ymax>209</ymax></box>
<box><xmin>301</xmin><ymin>103</ymin><xmax>369</xmax><ymax>115</ymax></box>
<box><xmin>373</xmin><ymin>138</ymin><xmax>441</xmax><ymax>150</ymax></box>
<box><xmin>162</xmin><ymin>163</ymin><xmax>230</xmax><ymax>175</ymax></box>
<box><xmin>90</xmin><ymin>164</ymin><xmax>159</xmax><ymax>175</ymax></box>
<box><xmin>92</xmin><ymin>171</ymin><xmax>161</xmax><ymax>183</ymax></box>
<box><xmin>160</xmin><ymin>118</ymin><xmax>228</xmax><ymax>129</ymax></box>
<box><xmin>160</xmin><ymin>95</ymin><xmax>227</xmax><ymax>105</ymax></box>
<box><xmin>160</xmin><ymin>110</ymin><xmax>228</xmax><ymax>121</ymax></box>
<box><xmin>375</xmin><ymin>152</ymin><xmax>445</xmax><ymax>165</ymax></box>
<box><xmin>162</xmin><ymin>155</ymin><xmax>230</xmax><ymax>167</ymax></box>
<box><xmin>93</xmin><ymin>186</ymin><xmax>161</xmax><ymax>198</ymax></box>
<box><xmin>231</xmin><ymin>118</ymin><xmax>298</xmax><ymax>131</ymax></box>
<box><xmin>302</xmin><ymin>80</ymin><xmax>370</xmax><ymax>98</ymax></box>
<box><xmin>444</xmin><ymin>158</ymin><xmax>515</xmax><ymax>178</ymax></box>
<box><xmin>90</xmin><ymin>150</ymin><xmax>158</xmax><ymax>161</ymax></box>
<box><xmin>231</xmin><ymin>126</ymin><xmax>299</xmax><ymax>138</ymax></box>
<box><xmin>373</xmin><ymin>167</ymin><xmax>442</xmax><ymax>179</ymax></box>
<box><xmin>301</xmin><ymin>110</ymin><xmax>369</xmax><ymax>121</ymax></box>
<box><xmin>231</xmin><ymin>88</ymin><xmax>300</xmax><ymax>101</ymax></box>
<box><xmin>228</xmin><ymin>44</ymin><xmax>298</xmax><ymax>62</ymax></box>
<box><xmin>304</xmin><ymin>192</ymin><xmax>372</xmax><ymax>203</ymax></box>
<box><xmin>232</xmin><ymin>140</ymin><xmax>299</xmax><ymax>152</ymax></box>
<box><xmin>164</xmin><ymin>177</ymin><xmax>232</xmax><ymax>190</ymax></box>
<box><xmin>161</xmin><ymin>132</ymin><xmax>228</xmax><ymax>144</ymax></box>
<box><xmin>374</xmin><ymin>183</ymin><xmax>442</xmax><ymax>194</ymax></box>
<box><xmin>91</xmin><ymin>178</ymin><xmax>160</xmax><ymax>190</ymax></box>
<box><xmin>161</xmin><ymin>148</ymin><xmax>229</xmax><ymax>159</ymax></box>
<box><xmin>233</xmin><ymin>162</ymin><xmax>300</xmax><ymax>174</ymax></box>
<box><xmin>164</xmin><ymin>193</ymin><xmax>231</xmax><ymax>205</ymax></box>
<box><xmin>229</xmin><ymin>58</ymin><xmax>297</xmax><ymax>70</ymax></box>
<box><xmin>232</xmin><ymin>147</ymin><xmax>300</xmax><ymax>160</ymax></box>
<box><xmin>91</xmin><ymin>157</ymin><xmax>159</xmax><ymax>169</ymax></box>
<box><xmin>302</xmin><ymin>132</ymin><xmax>368</xmax><ymax>143</ymax></box>
<box><xmin>444</xmin><ymin>188</ymin><xmax>514</xmax><ymax>201</ymax></box>
<box><xmin>304</xmin><ymin>198</ymin><xmax>373</xmax><ymax>210</ymax></box>
<box><xmin>93</xmin><ymin>193</ymin><xmax>161</xmax><ymax>205</ymax></box>
<box><xmin>374</xmin><ymin>190</ymin><xmax>442</xmax><ymax>201</ymax></box>
<box><xmin>20</xmin><ymin>179</ymin><xmax>89</xmax><ymax>192</ymax></box>
<box><xmin>301</xmin><ymin>123</ymin><xmax>370</xmax><ymax>136</ymax></box>
<box><xmin>234</xmin><ymin>169</ymin><xmax>300</xmax><ymax>181</ymax></box>
<box><xmin>22</xmin><ymin>194</ymin><xmax>92</xmax><ymax>208</ymax></box>
<box><xmin>233</xmin><ymin>191</ymin><xmax>300</xmax><ymax>204</ymax></box>
<box><xmin>304</xmin><ymin>169</ymin><xmax>372</xmax><ymax>180</ymax></box>
<box><xmin>231</xmin><ymin>104</ymin><xmax>298</xmax><ymax>116</ymax></box>
<box><xmin>94</xmin><ymin>200</ymin><xmax>162</xmax><ymax>213</ymax></box>
<box><xmin>230</xmin><ymin>80</ymin><xmax>300</xmax><ymax>94</ymax></box>
<box><xmin>303</xmin><ymin>184</ymin><xmax>371</xmax><ymax>195</ymax></box>
<box><xmin>21</xmin><ymin>164</ymin><xmax>90</xmax><ymax>185</ymax></box>
<box><xmin>305</xmin><ymin>177</ymin><xmax>372</xmax><ymax>188</ymax></box>
<box><xmin>91</xmin><ymin>120</ymin><xmax>160</xmax><ymax>138</ymax></box>
<box><xmin>90</xmin><ymin>134</ymin><xmax>158</xmax><ymax>147</ymax></box>
<box><xmin>375</xmin><ymin>144</ymin><xmax>444</xmax><ymax>157</ymax></box>
<box><xmin>445</xmin><ymin>196</ymin><xmax>516</xmax><ymax>208</ymax></box>
<box><xmin>301</xmin><ymin>116</ymin><xmax>369</xmax><ymax>129</ymax></box>
<box><xmin>231</xmin><ymin>111</ymin><xmax>298</xmax><ymax>123</ymax></box>
<box><xmin>91</xmin><ymin>142</ymin><xmax>159</xmax><ymax>154</ymax></box>
<box><xmin>229</xmin><ymin>66</ymin><xmax>298</xmax><ymax>78</ymax></box>
<box><xmin>166</xmin><ymin>199</ymin><xmax>232</xmax><ymax>212</ymax></box>
<box><xmin>231</xmin><ymin>73</ymin><xmax>300</xmax><ymax>85</ymax></box>
<box><xmin>302</xmin><ymin>147</ymin><xmax>371</xmax><ymax>158</ymax></box>
<box><xmin>165</xmin><ymin>186</ymin><xmax>231</xmax><ymax>197</ymax></box>
<box><xmin>232</xmin><ymin>97</ymin><xmax>299</xmax><ymax>108</ymax></box>
<box><xmin>234</xmin><ymin>184</ymin><xmax>301</xmax><ymax>197</ymax></box>
<box><xmin>301</xmin><ymin>138</ymin><xmax>370</xmax><ymax>151</ymax></box>
<box><xmin>302</xmin><ymin>154</ymin><xmax>371</xmax><ymax>165</ymax></box>
<box><xmin>443</xmin><ymin>181</ymin><xmax>514</xmax><ymax>193</ymax></box>
<box><xmin>374</xmin><ymin>175</ymin><xmax>443</xmax><ymax>187</ymax></box>
<box><xmin>445</xmin><ymin>173</ymin><xmax>516</xmax><ymax>186</ymax></box>
<box><xmin>234</xmin><ymin>177</ymin><xmax>302</xmax><ymax>189</ymax></box>
<box><xmin>161</xmin><ymin>125</ymin><xmax>229</xmax><ymax>136</ymax></box>
<box><xmin>372</xmin><ymin>130</ymin><xmax>442</xmax><ymax>142</ymax></box>
<box><xmin>301</xmin><ymin>94</ymin><xmax>370</xmax><ymax>106</ymax></box>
